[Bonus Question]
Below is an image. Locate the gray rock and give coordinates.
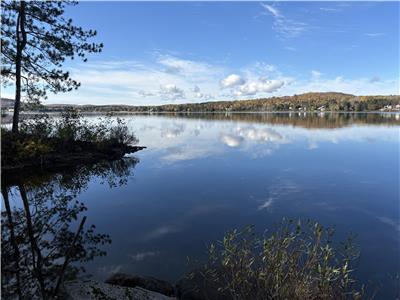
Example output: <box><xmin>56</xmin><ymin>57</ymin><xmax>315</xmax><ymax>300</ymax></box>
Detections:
<box><xmin>62</xmin><ymin>280</ymin><xmax>176</xmax><ymax>300</ymax></box>
<box><xmin>106</xmin><ymin>273</ymin><xmax>175</xmax><ymax>297</ymax></box>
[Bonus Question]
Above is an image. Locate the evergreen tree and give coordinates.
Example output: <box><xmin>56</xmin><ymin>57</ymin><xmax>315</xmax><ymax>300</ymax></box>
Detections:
<box><xmin>1</xmin><ymin>1</ymin><xmax>103</xmax><ymax>133</ymax></box>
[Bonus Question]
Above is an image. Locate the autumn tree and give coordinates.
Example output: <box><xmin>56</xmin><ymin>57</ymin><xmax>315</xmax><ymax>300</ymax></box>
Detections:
<box><xmin>1</xmin><ymin>1</ymin><xmax>103</xmax><ymax>133</ymax></box>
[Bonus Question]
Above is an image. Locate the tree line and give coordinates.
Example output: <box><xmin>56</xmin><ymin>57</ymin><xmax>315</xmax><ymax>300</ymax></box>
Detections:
<box><xmin>38</xmin><ymin>92</ymin><xmax>400</xmax><ymax>113</ymax></box>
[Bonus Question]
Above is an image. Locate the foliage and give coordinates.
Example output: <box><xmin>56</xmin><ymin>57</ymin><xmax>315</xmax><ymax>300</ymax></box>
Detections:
<box><xmin>200</xmin><ymin>219</ymin><xmax>364</xmax><ymax>300</ymax></box>
<box><xmin>40</xmin><ymin>92</ymin><xmax>400</xmax><ymax>113</ymax></box>
<box><xmin>1</xmin><ymin>0</ymin><xmax>102</xmax><ymax>103</ymax></box>
<box><xmin>1</xmin><ymin>109</ymin><xmax>138</xmax><ymax>168</ymax></box>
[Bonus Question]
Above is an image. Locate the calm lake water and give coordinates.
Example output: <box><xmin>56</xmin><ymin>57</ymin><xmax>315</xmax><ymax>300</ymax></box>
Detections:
<box><xmin>2</xmin><ymin>113</ymin><xmax>400</xmax><ymax>298</ymax></box>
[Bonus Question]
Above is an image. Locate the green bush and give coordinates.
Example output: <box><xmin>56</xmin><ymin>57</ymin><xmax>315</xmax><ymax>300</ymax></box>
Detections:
<box><xmin>1</xmin><ymin>109</ymin><xmax>138</xmax><ymax>167</ymax></box>
<box><xmin>15</xmin><ymin>109</ymin><xmax>138</xmax><ymax>146</ymax></box>
<box><xmin>201</xmin><ymin>219</ymin><xmax>364</xmax><ymax>300</ymax></box>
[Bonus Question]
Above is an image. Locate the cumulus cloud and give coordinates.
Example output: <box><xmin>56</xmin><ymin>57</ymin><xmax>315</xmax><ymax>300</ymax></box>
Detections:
<box><xmin>159</xmin><ymin>84</ymin><xmax>185</xmax><ymax>100</ymax></box>
<box><xmin>220</xmin><ymin>74</ymin><xmax>245</xmax><ymax>88</ymax></box>
<box><xmin>31</xmin><ymin>51</ymin><xmax>397</xmax><ymax>106</ymax></box>
<box><xmin>234</xmin><ymin>78</ymin><xmax>285</xmax><ymax>96</ymax></box>
<box><xmin>192</xmin><ymin>85</ymin><xmax>212</xmax><ymax>100</ymax></box>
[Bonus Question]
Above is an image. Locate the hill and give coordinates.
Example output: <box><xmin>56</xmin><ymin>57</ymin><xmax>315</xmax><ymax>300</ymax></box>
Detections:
<box><xmin>16</xmin><ymin>92</ymin><xmax>400</xmax><ymax>113</ymax></box>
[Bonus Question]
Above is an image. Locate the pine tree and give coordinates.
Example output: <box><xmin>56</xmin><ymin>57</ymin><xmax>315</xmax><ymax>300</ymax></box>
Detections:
<box><xmin>1</xmin><ymin>1</ymin><xmax>103</xmax><ymax>133</ymax></box>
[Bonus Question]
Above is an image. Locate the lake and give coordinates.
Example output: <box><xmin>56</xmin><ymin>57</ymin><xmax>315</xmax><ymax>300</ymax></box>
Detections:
<box><xmin>2</xmin><ymin>112</ymin><xmax>399</xmax><ymax>299</ymax></box>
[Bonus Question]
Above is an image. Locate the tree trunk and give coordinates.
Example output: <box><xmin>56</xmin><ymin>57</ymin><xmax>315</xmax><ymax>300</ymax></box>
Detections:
<box><xmin>12</xmin><ymin>1</ymin><xmax>27</xmax><ymax>134</ymax></box>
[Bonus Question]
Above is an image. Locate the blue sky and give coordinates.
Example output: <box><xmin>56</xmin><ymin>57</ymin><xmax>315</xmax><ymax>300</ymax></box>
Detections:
<box><xmin>5</xmin><ymin>1</ymin><xmax>399</xmax><ymax>105</ymax></box>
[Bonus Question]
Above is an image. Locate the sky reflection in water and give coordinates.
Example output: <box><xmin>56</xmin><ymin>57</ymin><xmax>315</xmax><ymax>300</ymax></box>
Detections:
<box><xmin>4</xmin><ymin>113</ymin><xmax>400</xmax><ymax>299</ymax></box>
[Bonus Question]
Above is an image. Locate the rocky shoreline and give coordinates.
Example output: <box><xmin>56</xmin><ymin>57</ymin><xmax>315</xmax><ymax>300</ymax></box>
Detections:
<box><xmin>63</xmin><ymin>272</ymin><xmax>229</xmax><ymax>300</ymax></box>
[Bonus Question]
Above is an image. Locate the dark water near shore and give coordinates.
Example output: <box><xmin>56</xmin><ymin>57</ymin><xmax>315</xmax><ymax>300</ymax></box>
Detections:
<box><xmin>2</xmin><ymin>113</ymin><xmax>400</xmax><ymax>298</ymax></box>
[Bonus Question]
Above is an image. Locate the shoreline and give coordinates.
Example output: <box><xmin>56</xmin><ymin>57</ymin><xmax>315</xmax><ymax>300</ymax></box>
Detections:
<box><xmin>2</xmin><ymin>110</ymin><xmax>399</xmax><ymax>124</ymax></box>
<box><xmin>2</xmin><ymin>143</ymin><xmax>146</xmax><ymax>179</ymax></box>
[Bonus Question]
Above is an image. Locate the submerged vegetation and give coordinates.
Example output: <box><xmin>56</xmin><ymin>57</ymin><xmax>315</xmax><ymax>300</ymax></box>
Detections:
<box><xmin>1</xmin><ymin>109</ymin><xmax>142</xmax><ymax>174</ymax></box>
<box><xmin>186</xmin><ymin>219</ymin><xmax>365</xmax><ymax>300</ymax></box>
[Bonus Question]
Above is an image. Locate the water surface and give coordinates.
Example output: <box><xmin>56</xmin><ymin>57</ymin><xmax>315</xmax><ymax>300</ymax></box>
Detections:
<box><xmin>2</xmin><ymin>113</ymin><xmax>399</xmax><ymax>298</ymax></box>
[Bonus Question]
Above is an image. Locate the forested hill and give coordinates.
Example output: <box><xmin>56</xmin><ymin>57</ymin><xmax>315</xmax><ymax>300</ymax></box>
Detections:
<box><xmin>39</xmin><ymin>92</ymin><xmax>400</xmax><ymax>112</ymax></box>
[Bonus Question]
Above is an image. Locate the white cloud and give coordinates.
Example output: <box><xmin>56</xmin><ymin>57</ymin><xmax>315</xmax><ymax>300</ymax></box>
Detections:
<box><xmin>159</xmin><ymin>84</ymin><xmax>185</xmax><ymax>100</ymax></box>
<box><xmin>220</xmin><ymin>74</ymin><xmax>245</xmax><ymax>88</ymax></box>
<box><xmin>284</xmin><ymin>46</ymin><xmax>297</xmax><ymax>52</ymax></box>
<box><xmin>192</xmin><ymin>85</ymin><xmax>212</xmax><ymax>100</ymax></box>
<box><xmin>234</xmin><ymin>78</ymin><xmax>285</xmax><ymax>96</ymax></box>
<box><xmin>364</xmin><ymin>33</ymin><xmax>385</xmax><ymax>38</ymax></box>
<box><xmin>18</xmin><ymin>52</ymin><xmax>396</xmax><ymax>106</ymax></box>
<box><xmin>311</xmin><ymin>70</ymin><xmax>322</xmax><ymax>79</ymax></box>
<box><xmin>284</xmin><ymin>75</ymin><xmax>399</xmax><ymax>96</ymax></box>
<box><xmin>261</xmin><ymin>4</ymin><xmax>281</xmax><ymax>18</ymax></box>
<box><xmin>157</xmin><ymin>55</ymin><xmax>221</xmax><ymax>81</ymax></box>
<box><xmin>320</xmin><ymin>7</ymin><xmax>341</xmax><ymax>12</ymax></box>
<box><xmin>261</xmin><ymin>3</ymin><xmax>309</xmax><ymax>39</ymax></box>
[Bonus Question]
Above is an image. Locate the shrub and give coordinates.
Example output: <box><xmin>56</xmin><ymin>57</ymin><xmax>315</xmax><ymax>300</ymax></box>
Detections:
<box><xmin>1</xmin><ymin>109</ymin><xmax>139</xmax><ymax>168</ymax></box>
<box><xmin>201</xmin><ymin>219</ymin><xmax>364</xmax><ymax>300</ymax></box>
<box><xmin>20</xmin><ymin>114</ymin><xmax>53</xmax><ymax>139</ymax></box>
<box><xmin>108</xmin><ymin>117</ymin><xmax>138</xmax><ymax>145</ymax></box>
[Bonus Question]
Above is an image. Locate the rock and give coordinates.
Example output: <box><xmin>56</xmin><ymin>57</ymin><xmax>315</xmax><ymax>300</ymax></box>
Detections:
<box><xmin>105</xmin><ymin>273</ymin><xmax>175</xmax><ymax>297</ymax></box>
<box><xmin>176</xmin><ymin>270</ymin><xmax>232</xmax><ymax>300</ymax></box>
<box><xmin>62</xmin><ymin>280</ymin><xmax>176</xmax><ymax>300</ymax></box>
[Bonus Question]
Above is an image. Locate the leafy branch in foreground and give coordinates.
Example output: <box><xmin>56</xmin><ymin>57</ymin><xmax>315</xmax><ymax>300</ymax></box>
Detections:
<box><xmin>199</xmin><ymin>219</ymin><xmax>364</xmax><ymax>300</ymax></box>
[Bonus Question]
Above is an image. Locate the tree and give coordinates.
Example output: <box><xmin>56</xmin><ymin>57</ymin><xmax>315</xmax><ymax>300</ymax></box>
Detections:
<box><xmin>1</xmin><ymin>1</ymin><xmax>103</xmax><ymax>133</ymax></box>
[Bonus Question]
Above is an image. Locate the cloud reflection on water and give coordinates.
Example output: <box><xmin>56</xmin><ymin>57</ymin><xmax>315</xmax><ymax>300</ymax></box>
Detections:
<box><xmin>124</xmin><ymin>114</ymin><xmax>398</xmax><ymax>165</ymax></box>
